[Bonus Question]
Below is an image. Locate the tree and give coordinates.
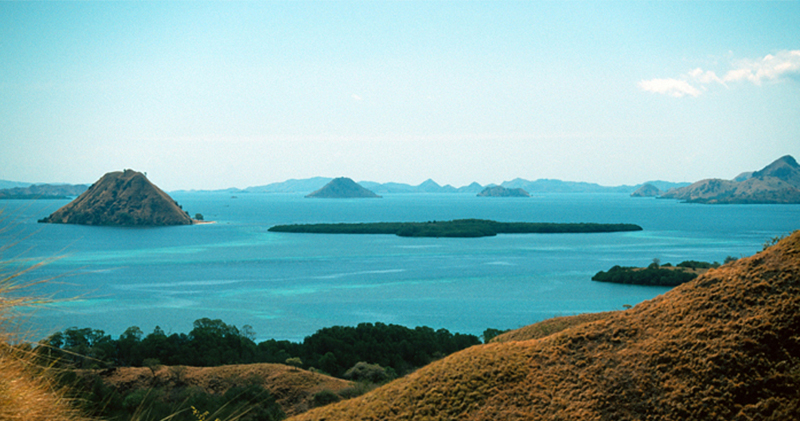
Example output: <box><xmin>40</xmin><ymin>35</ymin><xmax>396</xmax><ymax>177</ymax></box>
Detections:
<box><xmin>481</xmin><ymin>328</ymin><xmax>506</xmax><ymax>343</ymax></box>
<box><xmin>285</xmin><ymin>357</ymin><xmax>303</xmax><ymax>370</ymax></box>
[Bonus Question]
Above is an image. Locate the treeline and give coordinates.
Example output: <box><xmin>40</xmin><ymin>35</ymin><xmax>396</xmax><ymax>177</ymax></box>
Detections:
<box><xmin>40</xmin><ymin>319</ymin><xmax>481</xmax><ymax>379</ymax></box>
<box><xmin>269</xmin><ymin>219</ymin><xmax>643</xmax><ymax>238</ymax></box>
<box><xmin>591</xmin><ymin>260</ymin><xmax>725</xmax><ymax>286</ymax></box>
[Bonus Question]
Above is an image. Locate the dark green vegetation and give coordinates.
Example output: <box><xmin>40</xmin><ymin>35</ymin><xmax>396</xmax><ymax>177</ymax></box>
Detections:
<box><xmin>61</xmin><ymin>371</ymin><xmax>285</xmax><ymax>421</ymax></box>
<box><xmin>591</xmin><ymin>260</ymin><xmax>724</xmax><ymax>286</ymax></box>
<box><xmin>269</xmin><ymin>219</ymin><xmax>643</xmax><ymax>238</ymax></box>
<box><xmin>40</xmin><ymin>319</ymin><xmax>480</xmax><ymax>379</ymax></box>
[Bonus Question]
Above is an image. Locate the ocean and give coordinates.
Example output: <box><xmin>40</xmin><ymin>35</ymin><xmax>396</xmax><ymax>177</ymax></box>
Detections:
<box><xmin>1</xmin><ymin>192</ymin><xmax>798</xmax><ymax>342</ymax></box>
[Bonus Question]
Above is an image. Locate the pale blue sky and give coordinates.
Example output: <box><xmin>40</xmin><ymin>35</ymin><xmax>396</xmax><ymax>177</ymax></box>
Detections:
<box><xmin>2</xmin><ymin>1</ymin><xmax>799</xmax><ymax>190</ymax></box>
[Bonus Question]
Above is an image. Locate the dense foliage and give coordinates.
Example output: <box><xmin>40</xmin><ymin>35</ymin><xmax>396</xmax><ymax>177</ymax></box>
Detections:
<box><xmin>590</xmin><ymin>260</ymin><xmax>722</xmax><ymax>286</ymax></box>
<box><xmin>269</xmin><ymin>219</ymin><xmax>643</xmax><ymax>238</ymax></box>
<box><xmin>40</xmin><ymin>319</ymin><xmax>481</xmax><ymax>379</ymax></box>
<box><xmin>62</xmin><ymin>371</ymin><xmax>285</xmax><ymax>421</ymax></box>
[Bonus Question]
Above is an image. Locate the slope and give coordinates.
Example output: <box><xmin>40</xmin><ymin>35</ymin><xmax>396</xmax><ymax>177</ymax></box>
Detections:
<box><xmin>289</xmin><ymin>229</ymin><xmax>800</xmax><ymax>421</ymax></box>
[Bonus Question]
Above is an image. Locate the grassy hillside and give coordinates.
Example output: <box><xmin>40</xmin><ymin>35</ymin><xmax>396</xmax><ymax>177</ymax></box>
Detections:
<box><xmin>289</xmin><ymin>230</ymin><xmax>800</xmax><ymax>421</ymax></box>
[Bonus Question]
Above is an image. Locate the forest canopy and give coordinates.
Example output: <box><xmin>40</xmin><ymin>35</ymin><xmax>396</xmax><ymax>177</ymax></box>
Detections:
<box><xmin>40</xmin><ymin>319</ymin><xmax>481</xmax><ymax>379</ymax></box>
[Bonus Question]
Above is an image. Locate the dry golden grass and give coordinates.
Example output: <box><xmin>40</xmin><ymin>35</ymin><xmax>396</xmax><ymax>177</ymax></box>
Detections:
<box><xmin>289</xmin><ymin>230</ymin><xmax>800</xmax><ymax>421</ymax></box>
<box><xmin>0</xmin><ymin>344</ymin><xmax>89</xmax><ymax>421</ymax></box>
<box><xmin>0</xmin><ymin>236</ymin><xmax>90</xmax><ymax>420</ymax></box>
<box><xmin>491</xmin><ymin>311</ymin><xmax>615</xmax><ymax>343</ymax></box>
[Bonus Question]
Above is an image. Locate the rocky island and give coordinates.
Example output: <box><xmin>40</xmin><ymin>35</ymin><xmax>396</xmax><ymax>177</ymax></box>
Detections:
<box><xmin>39</xmin><ymin>169</ymin><xmax>194</xmax><ymax>226</ymax></box>
<box><xmin>477</xmin><ymin>186</ymin><xmax>530</xmax><ymax>197</ymax></box>
<box><xmin>305</xmin><ymin>177</ymin><xmax>381</xmax><ymax>198</ymax></box>
<box><xmin>660</xmin><ymin>155</ymin><xmax>800</xmax><ymax>204</ymax></box>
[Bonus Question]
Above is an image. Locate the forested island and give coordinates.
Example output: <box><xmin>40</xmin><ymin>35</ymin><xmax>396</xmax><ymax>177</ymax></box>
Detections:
<box><xmin>591</xmin><ymin>260</ymin><xmax>726</xmax><ymax>286</ymax></box>
<box><xmin>269</xmin><ymin>219</ymin><xmax>643</xmax><ymax>238</ymax></box>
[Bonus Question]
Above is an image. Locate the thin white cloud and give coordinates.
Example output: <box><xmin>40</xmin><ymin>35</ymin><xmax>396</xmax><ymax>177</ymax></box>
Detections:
<box><xmin>723</xmin><ymin>50</ymin><xmax>800</xmax><ymax>84</ymax></box>
<box><xmin>640</xmin><ymin>49</ymin><xmax>800</xmax><ymax>97</ymax></box>
<box><xmin>688</xmin><ymin>68</ymin><xmax>725</xmax><ymax>86</ymax></box>
<box><xmin>638</xmin><ymin>78</ymin><xmax>701</xmax><ymax>98</ymax></box>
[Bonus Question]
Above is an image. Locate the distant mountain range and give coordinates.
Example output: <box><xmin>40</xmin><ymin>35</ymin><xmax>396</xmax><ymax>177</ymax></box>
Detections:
<box><xmin>15</xmin><ymin>158</ymin><xmax>800</xmax><ymax>201</ymax></box>
<box><xmin>229</xmin><ymin>178</ymin><xmax>688</xmax><ymax>195</ymax></box>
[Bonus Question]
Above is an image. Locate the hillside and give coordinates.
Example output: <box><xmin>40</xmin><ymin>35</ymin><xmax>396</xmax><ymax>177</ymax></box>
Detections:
<box><xmin>305</xmin><ymin>177</ymin><xmax>381</xmax><ymax>198</ymax></box>
<box><xmin>661</xmin><ymin>155</ymin><xmax>800</xmax><ymax>203</ymax></box>
<box><xmin>289</xmin><ymin>229</ymin><xmax>800</xmax><ymax>421</ymax></box>
<box><xmin>39</xmin><ymin>170</ymin><xmax>193</xmax><ymax>226</ymax></box>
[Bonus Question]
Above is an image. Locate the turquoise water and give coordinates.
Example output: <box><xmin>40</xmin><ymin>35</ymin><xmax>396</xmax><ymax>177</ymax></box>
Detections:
<box><xmin>2</xmin><ymin>193</ymin><xmax>798</xmax><ymax>342</ymax></box>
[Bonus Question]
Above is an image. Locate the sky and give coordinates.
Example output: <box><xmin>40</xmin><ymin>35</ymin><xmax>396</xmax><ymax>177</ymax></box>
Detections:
<box><xmin>1</xmin><ymin>1</ymin><xmax>799</xmax><ymax>191</ymax></box>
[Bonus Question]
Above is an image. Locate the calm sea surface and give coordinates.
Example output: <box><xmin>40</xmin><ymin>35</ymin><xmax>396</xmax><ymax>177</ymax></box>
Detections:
<box><xmin>2</xmin><ymin>193</ymin><xmax>798</xmax><ymax>342</ymax></box>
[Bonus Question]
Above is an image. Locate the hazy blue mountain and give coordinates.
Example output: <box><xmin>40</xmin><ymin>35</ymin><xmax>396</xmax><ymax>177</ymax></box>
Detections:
<box><xmin>0</xmin><ymin>183</ymin><xmax>88</xmax><ymax>199</ymax></box>
<box><xmin>500</xmin><ymin>178</ymin><xmax>633</xmax><ymax>193</ymax></box>
<box><xmin>0</xmin><ymin>180</ymin><xmax>32</xmax><ymax>189</ymax></box>
<box><xmin>306</xmin><ymin>177</ymin><xmax>381</xmax><ymax>198</ymax></box>
<box><xmin>630</xmin><ymin>183</ymin><xmax>662</xmax><ymax>197</ymax></box>
<box><xmin>244</xmin><ymin>177</ymin><xmax>332</xmax><ymax>193</ymax></box>
<box><xmin>639</xmin><ymin>180</ymin><xmax>692</xmax><ymax>192</ymax></box>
